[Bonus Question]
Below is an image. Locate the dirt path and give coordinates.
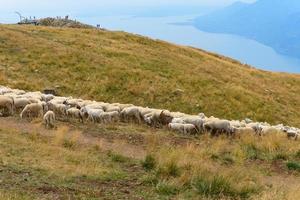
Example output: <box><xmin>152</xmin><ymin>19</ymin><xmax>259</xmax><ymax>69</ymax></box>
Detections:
<box><xmin>0</xmin><ymin>117</ymin><xmax>148</xmax><ymax>160</ymax></box>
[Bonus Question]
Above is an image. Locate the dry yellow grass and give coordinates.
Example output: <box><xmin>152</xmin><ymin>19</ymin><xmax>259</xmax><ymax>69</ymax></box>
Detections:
<box><xmin>0</xmin><ymin>24</ymin><xmax>300</xmax><ymax>126</ymax></box>
<box><xmin>144</xmin><ymin>132</ymin><xmax>300</xmax><ymax>199</ymax></box>
<box><xmin>0</xmin><ymin>116</ymin><xmax>300</xmax><ymax>199</ymax></box>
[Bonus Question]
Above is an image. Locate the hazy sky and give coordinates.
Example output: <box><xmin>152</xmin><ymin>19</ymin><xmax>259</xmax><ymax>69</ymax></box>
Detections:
<box><xmin>0</xmin><ymin>0</ymin><xmax>256</xmax><ymax>10</ymax></box>
<box><xmin>0</xmin><ymin>0</ymin><xmax>256</xmax><ymax>23</ymax></box>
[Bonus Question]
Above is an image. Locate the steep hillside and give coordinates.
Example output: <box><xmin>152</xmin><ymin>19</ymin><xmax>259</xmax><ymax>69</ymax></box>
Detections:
<box><xmin>0</xmin><ymin>25</ymin><xmax>300</xmax><ymax>126</ymax></box>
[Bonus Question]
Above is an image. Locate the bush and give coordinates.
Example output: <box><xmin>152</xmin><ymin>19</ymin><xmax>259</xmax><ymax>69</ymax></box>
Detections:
<box><xmin>223</xmin><ymin>155</ymin><xmax>235</xmax><ymax>164</ymax></box>
<box><xmin>107</xmin><ymin>151</ymin><xmax>128</xmax><ymax>163</ymax></box>
<box><xmin>192</xmin><ymin>175</ymin><xmax>234</xmax><ymax>198</ymax></box>
<box><xmin>157</xmin><ymin>161</ymin><xmax>181</xmax><ymax>178</ymax></box>
<box><xmin>294</xmin><ymin>150</ymin><xmax>300</xmax><ymax>159</ymax></box>
<box><xmin>273</xmin><ymin>153</ymin><xmax>288</xmax><ymax>161</ymax></box>
<box><xmin>142</xmin><ymin>154</ymin><xmax>156</xmax><ymax>171</ymax></box>
<box><xmin>192</xmin><ymin>175</ymin><xmax>258</xmax><ymax>199</ymax></box>
<box><xmin>141</xmin><ymin>174</ymin><xmax>159</xmax><ymax>185</ymax></box>
<box><xmin>156</xmin><ymin>181</ymin><xmax>178</xmax><ymax>196</ymax></box>
<box><xmin>63</xmin><ymin>139</ymin><xmax>77</xmax><ymax>149</ymax></box>
<box><xmin>244</xmin><ymin>144</ymin><xmax>261</xmax><ymax>160</ymax></box>
<box><xmin>287</xmin><ymin>161</ymin><xmax>300</xmax><ymax>171</ymax></box>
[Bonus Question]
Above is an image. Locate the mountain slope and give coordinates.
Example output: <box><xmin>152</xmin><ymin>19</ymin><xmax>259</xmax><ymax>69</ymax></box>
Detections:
<box><xmin>0</xmin><ymin>25</ymin><xmax>300</xmax><ymax>126</ymax></box>
<box><xmin>194</xmin><ymin>0</ymin><xmax>300</xmax><ymax>58</ymax></box>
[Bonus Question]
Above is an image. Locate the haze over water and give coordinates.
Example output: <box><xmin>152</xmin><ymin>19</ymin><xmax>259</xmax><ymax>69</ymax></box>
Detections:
<box><xmin>77</xmin><ymin>15</ymin><xmax>300</xmax><ymax>73</ymax></box>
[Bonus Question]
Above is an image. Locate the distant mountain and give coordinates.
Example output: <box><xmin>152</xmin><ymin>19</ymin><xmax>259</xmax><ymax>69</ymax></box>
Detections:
<box><xmin>194</xmin><ymin>0</ymin><xmax>300</xmax><ymax>58</ymax></box>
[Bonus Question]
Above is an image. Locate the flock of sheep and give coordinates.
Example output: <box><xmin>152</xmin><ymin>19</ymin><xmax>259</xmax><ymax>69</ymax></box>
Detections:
<box><xmin>0</xmin><ymin>85</ymin><xmax>299</xmax><ymax>140</ymax></box>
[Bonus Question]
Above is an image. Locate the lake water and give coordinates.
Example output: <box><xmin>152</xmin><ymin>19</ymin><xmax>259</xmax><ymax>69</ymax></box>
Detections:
<box><xmin>79</xmin><ymin>15</ymin><xmax>300</xmax><ymax>74</ymax></box>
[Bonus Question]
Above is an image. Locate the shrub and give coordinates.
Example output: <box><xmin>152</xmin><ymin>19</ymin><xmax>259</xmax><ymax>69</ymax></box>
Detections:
<box><xmin>141</xmin><ymin>174</ymin><xmax>159</xmax><ymax>186</ymax></box>
<box><xmin>192</xmin><ymin>175</ymin><xmax>258</xmax><ymax>199</ymax></box>
<box><xmin>63</xmin><ymin>138</ymin><xmax>77</xmax><ymax>149</ymax></box>
<box><xmin>294</xmin><ymin>150</ymin><xmax>300</xmax><ymax>159</ymax></box>
<box><xmin>156</xmin><ymin>181</ymin><xmax>178</xmax><ymax>196</ymax></box>
<box><xmin>222</xmin><ymin>155</ymin><xmax>235</xmax><ymax>165</ymax></box>
<box><xmin>273</xmin><ymin>153</ymin><xmax>288</xmax><ymax>161</ymax></box>
<box><xmin>142</xmin><ymin>154</ymin><xmax>156</xmax><ymax>171</ymax></box>
<box><xmin>107</xmin><ymin>151</ymin><xmax>128</xmax><ymax>163</ymax></box>
<box><xmin>244</xmin><ymin>144</ymin><xmax>261</xmax><ymax>160</ymax></box>
<box><xmin>287</xmin><ymin>161</ymin><xmax>300</xmax><ymax>171</ymax></box>
<box><xmin>192</xmin><ymin>175</ymin><xmax>234</xmax><ymax>198</ymax></box>
<box><xmin>157</xmin><ymin>160</ymin><xmax>181</xmax><ymax>178</ymax></box>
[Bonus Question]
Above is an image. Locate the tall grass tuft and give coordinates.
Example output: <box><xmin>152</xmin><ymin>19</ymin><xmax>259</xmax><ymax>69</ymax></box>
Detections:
<box><xmin>142</xmin><ymin>154</ymin><xmax>156</xmax><ymax>171</ymax></box>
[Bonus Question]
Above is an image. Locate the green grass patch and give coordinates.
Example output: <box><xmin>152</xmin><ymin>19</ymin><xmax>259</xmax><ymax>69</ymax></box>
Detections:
<box><xmin>157</xmin><ymin>160</ymin><xmax>181</xmax><ymax>178</ymax></box>
<box><xmin>286</xmin><ymin>161</ymin><xmax>300</xmax><ymax>171</ymax></box>
<box><xmin>155</xmin><ymin>181</ymin><xmax>178</xmax><ymax>196</ymax></box>
<box><xmin>107</xmin><ymin>151</ymin><xmax>129</xmax><ymax>163</ymax></box>
<box><xmin>142</xmin><ymin>154</ymin><xmax>157</xmax><ymax>171</ymax></box>
<box><xmin>192</xmin><ymin>175</ymin><xmax>257</xmax><ymax>199</ymax></box>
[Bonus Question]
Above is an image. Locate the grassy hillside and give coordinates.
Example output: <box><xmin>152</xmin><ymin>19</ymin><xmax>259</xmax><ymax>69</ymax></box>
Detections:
<box><xmin>0</xmin><ymin>25</ymin><xmax>300</xmax><ymax>126</ymax></box>
<box><xmin>1</xmin><ymin>117</ymin><xmax>300</xmax><ymax>199</ymax></box>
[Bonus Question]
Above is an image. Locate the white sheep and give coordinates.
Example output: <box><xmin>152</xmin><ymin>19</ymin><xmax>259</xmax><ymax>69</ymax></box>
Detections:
<box><xmin>181</xmin><ymin>116</ymin><xmax>205</xmax><ymax>133</ymax></box>
<box><xmin>97</xmin><ymin>112</ymin><xmax>111</xmax><ymax>123</ymax></box>
<box><xmin>20</xmin><ymin>102</ymin><xmax>46</xmax><ymax>119</ymax></box>
<box><xmin>0</xmin><ymin>95</ymin><xmax>14</xmax><ymax>116</ymax></box>
<box><xmin>14</xmin><ymin>98</ymin><xmax>31</xmax><ymax>112</ymax></box>
<box><xmin>41</xmin><ymin>94</ymin><xmax>54</xmax><ymax>102</ymax></box>
<box><xmin>168</xmin><ymin>123</ymin><xmax>198</xmax><ymax>135</ymax></box>
<box><xmin>120</xmin><ymin>106</ymin><xmax>143</xmax><ymax>123</ymax></box>
<box><xmin>111</xmin><ymin>103</ymin><xmax>134</xmax><ymax>111</ymax></box>
<box><xmin>43</xmin><ymin>111</ymin><xmax>56</xmax><ymax>129</ymax></box>
<box><xmin>81</xmin><ymin>107</ymin><xmax>104</xmax><ymax>123</ymax></box>
<box><xmin>203</xmin><ymin>119</ymin><xmax>235</xmax><ymax>136</ymax></box>
<box><xmin>105</xmin><ymin>105</ymin><xmax>121</xmax><ymax>113</ymax></box>
<box><xmin>66</xmin><ymin>107</ymin><xmax>83</xmax><ymax>122</ymax></box>
<box><xmin>106</xmin><ymin>111</ymin><xmax>120</xmax><ymax>122</ymax></box>
<box><xmin>47</xmin><ymin>103</ymin><xmax>68</xmax><ymax>119</ymax></box>
<box><xmin>146</xmin><ymin>110</ymin><xmax>173</xmax><ymax>127</ymax></box>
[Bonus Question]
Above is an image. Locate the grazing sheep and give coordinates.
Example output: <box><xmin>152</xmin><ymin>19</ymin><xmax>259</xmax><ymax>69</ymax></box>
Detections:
<box><xmin>260</xmin><ymin>126</ymin><xmax>280</xmax><ymax>136</ymax></box>
<box><xmin>246</xmin><ymin>123</ymin><xmax>263</xmax><ymax>135</ymax></box>
<box><xmin>47</xmin><ymin>102</ymin><xmax>68</xmax><ymax>119</ymax></box>
<box><xmin>150</xmin><ymin>110</ymin><xmax>174</xmax><ymax>127</ymax></box>
<box><xmin>105</xmin><ymin>105</ymin><xmax>121</xmax><ymax>113</ymax></box>
<box><xmin>66</xmin><ymin>107</ymin><xmax>83</xmax><ymax>122</ymax></box>
<box><xmin>14</xmin><ymin>98</ymin><xmax>31</xmax><ymax>112</ymax></box>
<box><xmin>112</xmin><ymin>103</ymin><xmax>134</xmax><ymax>111</ymax></box>
<box><xmin>41</xmin><ymin>94</ymin><xmax>54</xmax><ymax>102</ymax></box>
<box><xmin>98</xmin><ymin>112</ymin><xmax>112</xmax><ymax>123</ymax></box>
<box><xmin>120</xmin><ymin>106</ymin><xmax>143</xmax><ymax>123</ymax></box>
<box><xmin>181</xmin><ymin>116</ymin><xmax>205</xmax><ymax>133</ymax></box>
<box><xmin>63</xmin><ymin>98</ymin><xmax>84</xmax><ymax>108</ymax></box>
<box><xmin>287</xmin><ymin>130</ymin><xmax>299</xmax><ymax>140</ymax></box>
<box><xmin>198</xmin><ymin>113</ymin><xmax>206</xmax><ymax>119</ymax></box>
<box><xmin>81</xmin><ymin>107</ymin><xmax>104</xmax><ymax>123</ymax></box>
<box><xmin>85</xmin><ymin>103</ymin><xmax>105</xmax><ymax>110</ymax></box>
<box><xmin>0</xmin><ymin>95</ymin><xmax>14</xmax><ymax>116</ymax></box>
<box><xmin>139</xmin><ymin>107</ymin><xmax>154</xmax><ymax>116</ymax></box>
<box><xmin>244</xmin><ymin>118</ymin><xmax>253</xmax><ymax>124</ymax></box>
<box><xmin>20</xmin><ymin>102</ymin><xmax>45</xmax><ymax>119</ymax></box>
<box><xmin>49</xmin><ymin>97</ymin><xmax>69</xmax><ymax>105</ymax></box>
<box><xmin>106</xmin><ymin>111</ymin><xmax>120</xmax><ymax>122</ymax></box>
<box><xmin>203</xmin><ymin>119</ymin><xmax>235</xmax><ymax>136</ymax></box>
<box><xmin>171</xmin><ymin>117</ymin><xmax>185</xmax><ymax>124</ymax></box>
<box><xmin>230</xmin><ymin>120</ymin><xmax>246</xmax><ymax>128</ymax></box>
<box><xmin>168</xmin><ymin>123</ymin><xmax>198</xmax><ymax>135</ymax></box>
<box><xmin>43</xmin><ymin>111</ymin><xmax>56</xmax><ymax>129</ymax></box>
